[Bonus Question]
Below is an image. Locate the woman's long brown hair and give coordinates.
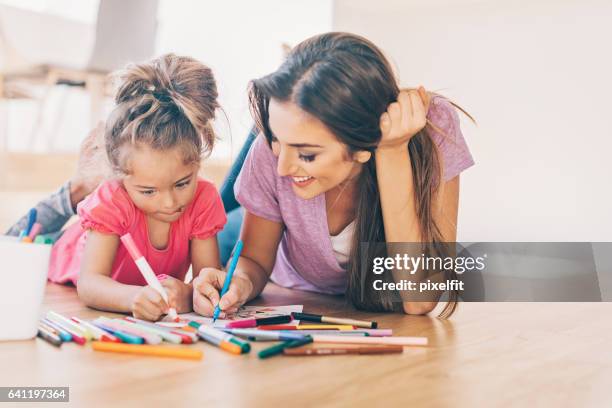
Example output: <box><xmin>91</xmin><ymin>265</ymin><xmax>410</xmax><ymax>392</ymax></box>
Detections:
<box><xmin>249</xmin><ymin>32</ymin><xmax>469</xmax><ymax>318</ymax></box>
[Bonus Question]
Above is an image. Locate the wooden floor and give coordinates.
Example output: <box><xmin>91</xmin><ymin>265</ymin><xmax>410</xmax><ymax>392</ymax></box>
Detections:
<box><xmin>0</xmin><ymin>283</ymin><xmax>611</xmax><ymax>407</ymax></box>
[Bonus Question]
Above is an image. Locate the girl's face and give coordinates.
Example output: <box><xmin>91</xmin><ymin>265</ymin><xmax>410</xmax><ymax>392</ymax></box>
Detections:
<box><xmin>268</xmin><ymin>99</ymin><xmax>364</xmax><ymax>200</ymax></box>
<box><xmin>122</xmin><ymin>144</ymin><xmax>200</xmax><ymax>223</ymax></box>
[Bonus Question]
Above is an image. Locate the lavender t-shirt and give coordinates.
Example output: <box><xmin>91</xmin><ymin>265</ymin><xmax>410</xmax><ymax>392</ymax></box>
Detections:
<box><xmin>234</xmin><ymin>96</ymin><xmax>475</xmax><ymax>295</ymax></box>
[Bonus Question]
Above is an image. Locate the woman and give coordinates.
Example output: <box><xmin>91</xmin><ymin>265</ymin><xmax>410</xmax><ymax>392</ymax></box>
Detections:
<box><xmin>192</xmin><ymin>32</ymin><xmax>474</xmax><ymax>318</ymax></box>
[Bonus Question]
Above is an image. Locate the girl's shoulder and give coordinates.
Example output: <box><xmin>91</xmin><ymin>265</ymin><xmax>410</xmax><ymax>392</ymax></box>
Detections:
<box><xmin>185</xmin><ymin>178</ymin><xmax>224</xmax><ymax>215</ymax></box>
<box><xmin>77</xmin><ymin>179</ymin><xmax>137</xmax><ymax>234</ymax></box>
<box><xmin>184</xmin><ymin>178</ymin><xmax>227</xmax><ymax>239</ymax></box>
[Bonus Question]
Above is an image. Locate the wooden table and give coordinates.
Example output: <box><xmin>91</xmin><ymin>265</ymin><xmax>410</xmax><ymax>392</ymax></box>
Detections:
<box><xmin>1</xmin><ymin>283</ymin><xmax>611</xmax><ymax>407</ymax></box>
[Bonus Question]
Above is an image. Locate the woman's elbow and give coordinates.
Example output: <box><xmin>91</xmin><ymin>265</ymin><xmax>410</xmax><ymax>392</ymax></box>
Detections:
<box><xmin>402</xmin><ymin>301</ymin><xmax>437</xmax><ymax>315</ymax></box>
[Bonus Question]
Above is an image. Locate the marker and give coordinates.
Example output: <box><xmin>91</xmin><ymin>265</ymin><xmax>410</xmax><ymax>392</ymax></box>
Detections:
<box><xmin>258</xmin><ymin>324</ymin><xmax>354</xmax><ymax>331</ymax></box>
<box><xmin>292</xmin><ymin>312</ymin><xmax>378</xmax><ymax>329</ymax></box>
<box><xmin>311</xmin><ymin>335</ymin><xmax>428</xmax><ymax>346</ymax></box>
<box><xmin>71</xmin><ymin>317</ymin><xmax>120</xmax><ymax>342</ymax></box>
<box><xmin>225</xmin><ymin>315</ymin><xmax>292</xmax><ymax>329</ymax></box>
<box><xmin>90</xmin><ymin>321</ymin><xmax>144</xmax><ymax>344</ymax></box>
<box><xmin>198</xmin><ymin>325</ymin><xmax>250</xmax><ymax>354</ymax></box>
<box><xmin>258</xmin><ymin>336</ymin><xmax>313</xmax><ymax>359</ymax></box>
<box><xmin>27</xmin><ymin>223</ymin><xmax>42</xmax><ymax>241</ymax></box>
<box><xmin>46</xmin><ymin>311</ymin><xmax>91</xmax><ymax>340</ymax></box>
<box><xmin>282</xmin><ymin>330</ymin><xmax>367</xmax><ymax>337</ymax></box>
<box><xmin>23</xmin><ymin>208</ymin><xmax>37</xmax><ymax>237</ymax></box>
<box><xmin>213</xmin><ymin>240</ymin><xmax>243</xmax><ymax>323</ymax></box>
<box><xmin>39</xmin><ymin>320</ymin><xmax>61</xmax><ymax>337</ymax></box>
<box><xmin>45</xmin><ymin>321</ymin><xmax>86</xmax><ymax>345</ymax></box>
<box><xmin>41</xmin><ymin>318</ymin><xmax>72</xmax><ymax>342</ymax></box>
<box><xmin>124</xmin><ymin>317</ymin><xmax>193</xmax><ymax>344</ymax></box>
<box><xmin>197</xmin><ymin>331</ymin><xmax>242</xmax><ymax>355</ymax></box>
<box><xmin>283</xmin><ymin>345</ymin><xmax>404</xmax><ymax>356</ymax></box>
<box><xmin>37</xmin><ymin>325</ymin><xmax>62</xmax><ymax>347</ymax></box>
<box><xmin>197</xmin><ymin>326</ymin><xmax>245</xmax><ymax>355</ymax></box>
<box><xmin>91</xmin><ymin>342</ymin><xmax>203</xmax><ymax>360</ymax></box>
<box><xmin>291</xmin><ymin>329</ymin><xmax>392</xmax><ymax>337</ymax></box>
<box><xmin>34</xmin><ymin>235</ymin><xmax>54</xmax><ymax>244</ymax></box>
<box><xmin>94</xmin><ymin>318</ymin><xmax>162</xmax><ymax>345</ymax></box>
<box><xmin>222</xmin><ymin>328</ymin><xmax>308</xmax><ymax>342</ymax></box>
<box><xmin>120</xmin><ymin>233</ymin><xmax>177</xmax><ymax>321</ymax></box>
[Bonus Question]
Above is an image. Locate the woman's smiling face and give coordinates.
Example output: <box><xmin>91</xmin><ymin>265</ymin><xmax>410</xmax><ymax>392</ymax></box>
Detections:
<box><xmin>268</xmin><ymin>99</ymin><xmax>363</xmax><ymax>200</ymax></box>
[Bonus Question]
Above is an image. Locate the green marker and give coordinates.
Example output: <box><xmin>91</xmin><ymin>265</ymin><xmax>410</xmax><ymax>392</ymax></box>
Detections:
<box><xmin>258</xmin><ymin>335</ymin><xmax>313</xmax><ymax>359</ymax></box>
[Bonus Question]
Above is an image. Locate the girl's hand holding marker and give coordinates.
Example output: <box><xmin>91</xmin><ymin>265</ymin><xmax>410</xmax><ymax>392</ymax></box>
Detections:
<box><xmin>121</xmin><ymin>233</ymin><xmax>179</xmax><ymax>322</ymax></box>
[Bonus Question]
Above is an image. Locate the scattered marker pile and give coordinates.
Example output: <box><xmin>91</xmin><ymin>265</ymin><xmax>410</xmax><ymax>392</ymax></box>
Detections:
<box><xmin>37</xmin><ymin>310</ymin><xmax>428</xmax><ymax>361</ymax></box>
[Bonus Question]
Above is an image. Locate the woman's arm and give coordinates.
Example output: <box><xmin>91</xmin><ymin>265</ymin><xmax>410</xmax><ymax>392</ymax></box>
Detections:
<box><xmin>192</xmin><ymin>212</ymin><xmax>283</xmax><ymax>316</ymax></box>
<box><xmin>375</xmin><ymin>89</ymin><xmax>458</xmax><ymax>315</ymax></box>
<box><xmin>77</xmin><ymin>230</ymin><xmax>169</xmax><ymax>320</ymax></box>
<box><xmin>376</xmin><ymin>147</ymin><xmax>459</xmax><ymax>314</ymax></box>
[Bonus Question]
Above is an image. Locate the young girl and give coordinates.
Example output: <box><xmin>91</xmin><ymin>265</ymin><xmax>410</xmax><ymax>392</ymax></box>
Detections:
<box><xmin>192</xmin><ymin>32</ymin><xmax>474</xmax><ymax>318</ymax></box>
<box><xmin>48</xmin><ymin>54</ymin><xmax>226</xmax><ymax>321</ymax></box>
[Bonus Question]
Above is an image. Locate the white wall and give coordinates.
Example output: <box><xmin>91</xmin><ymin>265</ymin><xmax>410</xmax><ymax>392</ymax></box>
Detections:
<box><xmin>1</xmin><ymin>0</ymin><xmax>332</xmax><ymax>158</ymax></box>
<box><xmin>156</xmin><ymin>0</ymin><xmax>333</xmax><ymax>159</ymax></box>
<box><xmin>334</xmin><ymin>0</ymin><xmax>612</xmax><ymax>241</ymax></box>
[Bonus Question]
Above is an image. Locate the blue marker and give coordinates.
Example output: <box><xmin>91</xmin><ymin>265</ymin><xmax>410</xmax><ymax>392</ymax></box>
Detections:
<box><xmin>24</xmin><ymin>208</ymin><xmax>38</xmax><ymax>236</ymax></box>
<box><xmin>213</xmin><ymin>240</ymin><xmax>243</xmax><ymax>322</ymax></box>
<box><xmin>222</xmin><ymin>328</ymin><xmax>308</xmax><ymax>342</ymax></box>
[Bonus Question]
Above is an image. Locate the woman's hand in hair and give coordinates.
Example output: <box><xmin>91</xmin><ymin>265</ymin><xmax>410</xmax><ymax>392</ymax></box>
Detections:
<box><xmin>378</xmin><ymin>87</ymin><xmax>431</xmax><ymax>150</ymax></box>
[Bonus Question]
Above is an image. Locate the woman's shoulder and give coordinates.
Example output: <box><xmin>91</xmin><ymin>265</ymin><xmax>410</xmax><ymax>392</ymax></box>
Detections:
<box><xmin>426</xmin><ymin>95</ymin><xmax>475</xmax><ymax>180</ymax></box>
<box><xmin>249</xmin><ymin>133</ymin><xmax>276</xmax><ymax>164</ymax></box>
<box><xmin>427</xmin><ymin>95</ymin><xmax>460</xmax><ymax>131</ymax></box>
<box><xmin>236</xmin><ymin>133</ymin><xmax>281</xmax><ymax>191</ymax></box>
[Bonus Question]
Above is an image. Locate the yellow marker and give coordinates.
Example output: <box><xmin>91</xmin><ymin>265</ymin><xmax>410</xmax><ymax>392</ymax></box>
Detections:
<box><xmin>296</xmin><ymin>325</ymin><xmax>355</xmax><ymax>331</ymax></box>
<box><xmin>91</xmin><ymin>341</ymin><xmax>203</xmax><ymax>360</ymax></box>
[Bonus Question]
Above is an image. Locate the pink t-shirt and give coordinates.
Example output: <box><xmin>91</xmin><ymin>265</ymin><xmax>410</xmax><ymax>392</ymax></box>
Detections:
<box><xmin>234</xmin><ymin>96</ymin><xmax>475</xmax><ymax>295</ymax></box>
<box><xmin>48</xmin><ymin>178</ymin><xmax>226</xmax><ymax>286</ymax></box>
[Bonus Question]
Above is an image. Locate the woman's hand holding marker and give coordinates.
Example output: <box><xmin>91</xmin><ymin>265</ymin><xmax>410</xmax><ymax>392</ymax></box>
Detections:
<box><xmin>378</xmin><ymin>86</ymin><xmax>431</xmax><ymax>150</ymax></box>
<box><xmin>193</xmin><ymin>241</ymin><xmax>251</xmax><ymax>319</ymax></box>
<box><xmin>193</xmin><ymin>268</ymin><xmax>252</xmax><ymax>317</ymax></box>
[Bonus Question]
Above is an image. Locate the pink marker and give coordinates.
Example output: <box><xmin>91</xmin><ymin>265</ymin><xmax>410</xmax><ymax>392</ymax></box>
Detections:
<box><xmin>225</xmin><ymin>315</ymin><xmax>292</xmax><ymax>329</ymax></box>
<box><xmin>120</xmin><ymin>233</ymin><xmax>178</xmax><ymax>321</ymax></box>
<box><xmin>28</xmin><ymin>223</ymin><xmax>42</xmax><ymax>241</ymax></box>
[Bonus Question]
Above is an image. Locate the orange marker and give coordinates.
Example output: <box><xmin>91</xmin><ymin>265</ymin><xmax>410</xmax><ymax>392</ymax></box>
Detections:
<box><xmin>219</xmin><ymin>341</ymin><xmax>242</xmax><ymax>355</ymax></box>
<box><xmin>91</xmin><ymin>341</ymin><xmax>203</xmax><ymax>360</ymax></box>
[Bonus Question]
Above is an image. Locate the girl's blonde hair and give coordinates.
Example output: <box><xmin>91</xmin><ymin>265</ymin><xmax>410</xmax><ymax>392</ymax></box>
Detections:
<box><xmin>105</xmin><ymin>53</ymin><xmax>219</xmax><ymax>174</ymax></box>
